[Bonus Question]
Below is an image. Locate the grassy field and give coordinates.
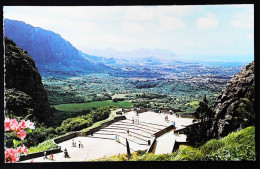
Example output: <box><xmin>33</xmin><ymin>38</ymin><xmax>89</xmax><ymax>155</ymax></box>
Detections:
<box><xmin>185</xmin><ymin>101</ymin><xmax>200</xmax><ymax>109</ymax></box>
<box><xmin>53</xmin><ymin>100</ymin><xmax>133</xmax><ymax>112</ymax></box>
<box><xmin>111</xmin><ymin>93</ymin><xmax>141</xmax><ymax>99</ymax></box>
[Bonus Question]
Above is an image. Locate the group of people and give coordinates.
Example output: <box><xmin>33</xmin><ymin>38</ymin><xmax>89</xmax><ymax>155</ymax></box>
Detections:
<box><xmin>72</xmin><ymin>139</ymin><xmax>83</xmax><ymax>148</ymax></box>
<box><xmin>115</xmin><ymin>134</ymin><xmax>120</xmax><ymax>143</ymax></box>
<box><xmin>43</xmin><ymin>151</ymin><xmax>54</xmax><ymax>160</ymax></box>
<box><xmin>132</xmin><ymin>116</ymin><xmax>140</xmax><ymax>124</ymax></box>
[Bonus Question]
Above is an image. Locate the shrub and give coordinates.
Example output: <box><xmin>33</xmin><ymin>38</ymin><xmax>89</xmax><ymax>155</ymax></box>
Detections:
<box><xmin>173</xmin><ymin>146</ymin><xmax>204</xmax><ymax>161</ymax></box>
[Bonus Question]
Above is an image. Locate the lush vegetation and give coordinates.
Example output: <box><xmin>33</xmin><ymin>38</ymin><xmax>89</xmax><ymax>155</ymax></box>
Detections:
<box><xmin>42</xmin><ymin>69</ymin><xmax>237</xmax><ymax>115</ymax></box>
<box><xmin>5</xmin><ymin>106</ymin><xmax>113</xmax><ymax>149</ymax></box>
<box><xmin>53</xmin><ymin>100</ymin><xmax>133</xmax><ymax>112</ymax></box>
<box><xmin>28</xmin><ymin>139</ymin><xmax>58</xmax><ymax>154</ymax></box>
<box><xmin>95</xmin><ymin>126</ymin><xmax>255</xmax><ymax>161</ymax></box>
<box><xmin>55</xmin><ymin>106</ymin><xmax>111</xmax><ymax>135</ymax></box>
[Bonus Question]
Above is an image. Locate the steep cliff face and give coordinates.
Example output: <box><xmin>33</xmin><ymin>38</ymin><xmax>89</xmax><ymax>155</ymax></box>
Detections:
<box><xmin>211</xmin><ymin>61</ymin><xmax>254</xmax><ymax>138</ymax></box>
<box><xmin>5</xmin><ymin>37</ymin><xmax>54</xmax><ymax>123</ymax></box>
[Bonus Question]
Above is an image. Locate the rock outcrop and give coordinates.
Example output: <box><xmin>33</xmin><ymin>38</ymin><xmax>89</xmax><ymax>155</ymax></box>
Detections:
<box><xmin>210</xmin><ymin>61</ymin><xmax>254</xmax><ymax>138</ymax></box>
<box><xmin>5</xmin><ymin>37</ymin><xmax>54</xmax><ymax>123</ymax></box>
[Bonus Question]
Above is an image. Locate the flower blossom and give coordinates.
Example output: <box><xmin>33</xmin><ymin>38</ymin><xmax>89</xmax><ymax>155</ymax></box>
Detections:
<box><xmin>5</xmin><ymin>118</ymin><xmax>34</xmax><ymax>140</ymax></box>
<box><xmin>24</xmin><ymin>120</ymin><xmax>35</xmax><ymax>130</ymax></box>
<box><xmin>17</xmin><ymin>145</ymin><xmax>28</xmax><ymax>155</ymax></box>
<box><xmin>5</xmin><ymin>148</ymin><xmax>19</xmax><ymax>163</ymax></box>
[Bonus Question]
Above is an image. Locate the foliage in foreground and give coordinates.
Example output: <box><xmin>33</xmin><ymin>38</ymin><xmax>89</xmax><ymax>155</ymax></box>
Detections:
<box><xmin>96</xmin><ymin>126</ymin><xmax>255</xmax><ymax>161</ymax></box>
<box><xmin>28</xmin><ymin>139</ymin><xmax>58</xmax><ymax>154</ymax></box>
<box><xmin>6</xmin><ymin>106</ymin><xmax>112</xmax><ymax>148</ymax></box>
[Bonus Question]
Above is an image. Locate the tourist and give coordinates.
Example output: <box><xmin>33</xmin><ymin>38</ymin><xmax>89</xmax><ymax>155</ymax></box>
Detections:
<box><xmin>165</xmin><ymin>115</ymin><xmax>168</xmax><ymax>121</ymax></box>
<box><xmin>117</xmin><ymin>135</ymin><xmax>120</xmax><ymax>143</ymax></box>
<box><xmin>132</xmin><ymin>117</ymin><xmax>134</xmax><ymax>124</ymax></box>
<box><xmin>51</xmin><ymin>153</ymin><xmax>54</xmax><ymax>160</ymax></box>
<box><xmin>127</xmin><ymin>129</ymin><xmax>130</xmax><ymax>135</ymax></box>
<box><xmin>115</xmin><ymin>134</ymin><xmax>117</xmax><ymax>142</ymax></box>
<box><xmin>172</xmin><ymin>121</ymin><xmax>175</xmax><ymax>128</ymax></box>
<box><xmin>72</xmin><ymin>139</ymin><xmax>74</xmax><ymax>147</ymax></box>
<box><xmin>79</xmin><ymin>141</ymin><xmax>81</xmax><ymax>148</ymax></box>
<box><xmin>169</xmin><ymin>109</ymin><xmax>172</xmax><ymax>115</ymax></box>
<box><xmin>43</xmin><ymin>151</ymin><xmax>47</xmax><ymax>159</ymax></box>
<box><xmin>64</xmin><ymin>148</ymin><xmax>69</xmax><ymax>158</ymax></box>
<box><xmin>174</xmin><ymin>128</ymin><xmax>176</xmax><ymax>134</ymax></box>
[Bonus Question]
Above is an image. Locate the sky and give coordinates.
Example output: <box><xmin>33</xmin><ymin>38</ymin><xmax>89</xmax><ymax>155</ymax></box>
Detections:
<box><xmin>3</xmin><ymin>5</ymin><xmax>254</xmax><ymax>62</ymax></box>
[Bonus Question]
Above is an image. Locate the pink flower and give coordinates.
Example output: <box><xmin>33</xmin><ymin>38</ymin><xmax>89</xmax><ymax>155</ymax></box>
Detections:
<box><xmin>5</xmin><ymin>148</ymin><xmax>19</xmax><ymax>163</ymax></box>
<box><xmin>19</xmin><ymin>120</ymin><xmax>27</xmax><ymax>129</ymax></box>
<box><xmin>5</xmin><ymin>118</ymin><xmax>11</xmax><ymax>131</ymax></box>
<box><xmin>24</xmin><ymin>120</ymin><xmax>35</xmax><ymax>130</ymax></box>
<box><xmin>17</xmin><ymin>145</ymin><xmax>28</xmax><ymax>155</ymax></box>
<box><xmin>16</xmin><ymin>130</ymin><xmax>26</xmax><ymax>140</ymax></box>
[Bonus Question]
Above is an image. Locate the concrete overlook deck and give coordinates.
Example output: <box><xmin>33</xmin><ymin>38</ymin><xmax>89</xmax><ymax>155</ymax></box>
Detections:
<box><xmin>21</xmin><ymin>111</ymin><xmax>194</xmax><ymax>162</ymax></box>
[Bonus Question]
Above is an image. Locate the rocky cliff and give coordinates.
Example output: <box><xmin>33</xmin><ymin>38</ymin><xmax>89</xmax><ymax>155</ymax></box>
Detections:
<box><xmin>210</xmin><ymin>61</ymin><xmax>254</xmax><ymax>138</ymax></box>
<box><xmin>5</xmin><ymin>37</ymin><xmax>54</xmax><ymax>123</ymax></box>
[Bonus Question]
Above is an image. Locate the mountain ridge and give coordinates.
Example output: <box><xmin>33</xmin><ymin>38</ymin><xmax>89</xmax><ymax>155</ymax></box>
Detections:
<box><xmin>4</xmin><ymin>18</ymin><xmax>112</xmax><ymax>76</ymax></box>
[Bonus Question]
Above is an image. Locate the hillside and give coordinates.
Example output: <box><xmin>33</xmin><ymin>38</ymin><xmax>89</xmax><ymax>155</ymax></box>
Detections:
<box><xmin>4</xmin><ymin>19</ymin><xmax>112</xmax><ymax>76</ymax></box>
<box><xmin>5</xmin><ymin>37</ymin><xmax>54</xmax><ymax>124</ymax></box>
<box><xmin>210</xmin><ymin>61</ymin><xmax>254</xmax><ymax>138</ymax></box>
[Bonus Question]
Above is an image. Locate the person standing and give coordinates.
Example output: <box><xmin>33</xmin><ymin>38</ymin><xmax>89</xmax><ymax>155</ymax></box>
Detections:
<box><xmin>169</xmin><ymin>109</ymin><xmax>172</xmax><ymax>115</ymax></box>
<box><xmin>72</xmin><ymin>139</ymin><xmax>74</xmax><ymax>147</ymax></box>
<box><xmin>115</xmin><ymin>134</ymin><xmax>118</xmax><ymax>142</ymax></box>
<box><xmin>43</xmin><ymin>151</ymin><xmax>47</xmax><ymax>159</ymax></box>
<box><xmin>64</xmin><ymin>148</ymin><xmax>68</xmax><ymax>158</ymax></box>
<box><xmin>172</xmin><ymin>121</ymin><xmax>175</xmax><ymax>128</ymax></box>
<box><xmin>117</xmin><ymin>135</ymin><xmax>120</xmax><ymax>143</ymax></box>
<box><xmin>51</xmin><ymin>153</ymin><xmax>54</xmax><ymax>160</ymax></box>
<box><xmin>132</xmin><ymin>117</ymin><xmax>134</xmax><ymax>124</ymax></box>
<box><xmin>79</xmin><ymin>141</ymin><xmax>81</xmax><ymax>148</ymax></box>
<box><xmin>174</xmin><ymin>128</ymin><xmax>176</xmax><ymax>134</ymax></box>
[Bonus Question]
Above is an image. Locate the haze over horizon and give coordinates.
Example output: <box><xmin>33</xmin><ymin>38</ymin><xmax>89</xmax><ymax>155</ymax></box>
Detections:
<box><xmin>4</xmin><ymin>5</ymin><xmax>254</xmax><ymax>63</ymax></box>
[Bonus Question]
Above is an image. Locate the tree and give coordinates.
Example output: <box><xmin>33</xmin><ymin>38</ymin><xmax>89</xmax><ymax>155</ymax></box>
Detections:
<box><xmin>194</xmin><ymin>95</ymin><xmax>214</xmax><ymax>122</ymax></box>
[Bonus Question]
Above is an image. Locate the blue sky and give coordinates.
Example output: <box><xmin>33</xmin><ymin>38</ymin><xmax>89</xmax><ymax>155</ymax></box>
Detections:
<box><xmin>4</xmin><ymin>5</ymin><xmax>254</xmax><ymax>62</ymax></box>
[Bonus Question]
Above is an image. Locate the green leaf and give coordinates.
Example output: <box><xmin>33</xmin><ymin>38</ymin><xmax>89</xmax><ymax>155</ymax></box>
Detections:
<box><xmin>13</xmin><ymin>139</ymin><xmax>20</xmax><ymax>148</ymax></box>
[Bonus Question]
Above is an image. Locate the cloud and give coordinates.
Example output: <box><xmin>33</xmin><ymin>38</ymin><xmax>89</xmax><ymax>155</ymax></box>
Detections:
<box><xmin>122</xmin><ymin>21</ymin><xmax>144</xmax><ymax>32</ymax></box>
<box><xmin>196</xmin><ymin>13</ymin><xmax>219</xmax><ymax>30</ymax></box>
<box><xmin>158</xmin><ymin>15</ymin><xmax>185</xmax><ymax>31</ymax></box>
<box><xmin>230</xmin><ymin>8</ymin><xmax>253</xmax><ymax>29</ymax></box>
<box><xmin>246</xmin><ymin>34</ymin><xmax>253</xmax><ymax>40</ymax></box>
